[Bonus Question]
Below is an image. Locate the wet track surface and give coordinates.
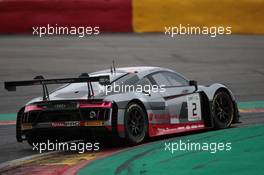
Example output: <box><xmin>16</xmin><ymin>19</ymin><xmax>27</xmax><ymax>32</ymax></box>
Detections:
<box><xmin>0</xmin><ymin>34</ymin><xmax>264</xmax><ymax>163</ymax></box>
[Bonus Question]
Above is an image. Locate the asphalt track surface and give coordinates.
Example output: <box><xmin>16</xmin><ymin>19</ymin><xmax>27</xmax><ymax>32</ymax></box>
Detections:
<box><xmin>0</xmin><ymin>34</ymin><xmax>264</xmax><ymax>164</ymax></box>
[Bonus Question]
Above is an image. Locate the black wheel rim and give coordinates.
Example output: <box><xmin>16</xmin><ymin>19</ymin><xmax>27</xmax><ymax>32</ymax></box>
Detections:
<box><xmin>214</xmin><ymin>94</ymin><xmax>232</xmax><ymax>123</ymax></box>
<box><xmin>127</xmin><ymin>108</ymin><xmax>144</xmax><ymax>137</ymax></box>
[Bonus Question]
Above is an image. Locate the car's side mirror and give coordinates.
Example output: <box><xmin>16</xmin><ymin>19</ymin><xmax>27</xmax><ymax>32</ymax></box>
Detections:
<box><xmin>142</xmin><ymin>90</ymin><xmax>151</xmax><ymax>96</ymax></box>
<box><xmin>189</xmin><ymin>80</ymin><xmax>198</xmax><ymax>91</ymax></box>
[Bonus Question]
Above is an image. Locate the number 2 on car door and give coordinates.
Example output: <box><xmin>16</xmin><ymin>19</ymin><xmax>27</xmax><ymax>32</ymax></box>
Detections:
<box><xmin>187</xmin><ymin>94</ymin><xmax>201</xmax><ymax>121</ymax></box>
<box><xmin>192</xmin><ymin>102</ymin><xmax>197</xmax><ymax>116</ymax></box>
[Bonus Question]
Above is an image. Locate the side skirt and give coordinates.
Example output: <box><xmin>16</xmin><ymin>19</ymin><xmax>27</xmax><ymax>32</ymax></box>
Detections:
<box><xmin>148</xmin><ymin>121</ymin><xmax>208</xmax><ymax>137</ymax></box>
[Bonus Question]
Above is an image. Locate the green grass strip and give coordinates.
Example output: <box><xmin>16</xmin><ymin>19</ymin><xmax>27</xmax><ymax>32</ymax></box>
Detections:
<box><xmin>78</xmin><ymin>124</ymin><xmax>264</xmax><ymax>175</ymax></box>
<box><xmin>238</xmin><ymin>101</ymin><xmax>264</xmax><ymax>109</ymax></box>
<box><xmin>0</xmin><ymin>113</ymin><xmax>16</xmax><ymax>121</ymax></box>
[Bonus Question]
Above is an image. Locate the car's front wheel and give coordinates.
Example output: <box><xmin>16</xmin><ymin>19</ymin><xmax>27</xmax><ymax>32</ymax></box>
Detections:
<box><xmin>124</xmin><ymin>103</ymin><xmax>148</xmax><ymax>145</ymax></box>
<box><xmin>212</xmin><ymin>90</ymin><xmax>234</xmax><ymax>129</ymax></box>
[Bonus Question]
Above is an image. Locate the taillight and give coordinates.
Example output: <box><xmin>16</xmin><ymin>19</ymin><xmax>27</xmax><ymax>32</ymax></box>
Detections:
<box><xmin>24</xmin><ymin>105</ymin><xmax>43</xmax><ymax>113</ymax></box>
<box><xmin>79</xmin><ymin>101</ymin><xmax>112</xmax><ymax>108</ymax></box>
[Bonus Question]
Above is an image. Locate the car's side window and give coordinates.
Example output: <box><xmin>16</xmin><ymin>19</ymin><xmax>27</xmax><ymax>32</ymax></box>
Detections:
<box><xmin>151</xmin><ymin>73</ymin><xmax>171</xmax><ymax>87</ymax></box>
<box><xmin>114</xmin><ymin>74</ymin><xmax>139</xmax><ymax>85</ymax></box>
<box><xmin>137</xmin><ymin>77</ymin><xmax>152</xmax><ymax>86</ymax></box>
<box><xmin>164</xmin><ymin>72</ymin><xmax>189</xmax><ymax>86</ymax></box>
<box><xmin>151</xmin><ymin>71</ymin><xmax>188</xmax><ymax>87</ymax></box>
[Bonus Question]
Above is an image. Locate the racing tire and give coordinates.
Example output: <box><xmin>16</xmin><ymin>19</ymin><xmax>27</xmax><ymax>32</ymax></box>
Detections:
<box><xmin>124</xmin><ymin>103</ymin><xmax>148</xmax><ymax>145</ymax></box>
<box><xmin>212</xmin><ymin>91</ymin><xmax>234</xmax><ymax>129</ymax></box>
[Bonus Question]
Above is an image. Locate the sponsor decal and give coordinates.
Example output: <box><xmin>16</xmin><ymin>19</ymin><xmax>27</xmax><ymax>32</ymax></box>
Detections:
<box><xmin>52</xmin><ymin>121</ymin><xmax>80</xmax><ymax>127</ymax></box>
<box><xmin>51</xmin><ymin>121</ymin><xmax>103</xmax><ymax>127</ymax></box>
<box><xmin>156</xmin><ymin>123</ymin><xmax>204</xmax><ymax>132</ymax></box>
<box><xmin>53</xmin><ymin>103</ymin><xmax>67</xmax><ymax>109</ymax></box>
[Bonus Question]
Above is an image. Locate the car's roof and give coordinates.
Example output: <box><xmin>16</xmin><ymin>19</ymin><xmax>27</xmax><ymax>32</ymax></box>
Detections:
<box><xmin>91</xmin><ymin>66</ymin><xmax>173</xmax><ymax>79</ymax></box>
<box><xmin>92</xmin><ymin>66</ymin><xmax>157</xmax><ymax>73</ymax></box>
<box><xmin>115</xmin><ymin>66</ymin><xmax>163</xmax><ymax>73</ymax></box>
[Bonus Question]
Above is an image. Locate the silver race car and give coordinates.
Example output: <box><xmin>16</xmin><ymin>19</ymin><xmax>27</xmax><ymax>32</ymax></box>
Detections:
<box><xmin>5</xmin><ymin>66</ymin><xmax>240</xmax><ymax>145</ymax></box>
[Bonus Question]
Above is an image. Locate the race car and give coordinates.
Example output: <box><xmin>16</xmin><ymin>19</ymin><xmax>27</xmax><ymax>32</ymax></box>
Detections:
<box><xmin>5</xmin><ymin>66</ymin><xmax>240</xmax><ymax>145</ymax></box>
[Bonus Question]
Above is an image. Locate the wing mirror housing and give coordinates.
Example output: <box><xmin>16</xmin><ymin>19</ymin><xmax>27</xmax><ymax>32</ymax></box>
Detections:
<box><xmin>142</xmin><ymin>90</ymin><xmax>151</xmax><ymax>96</ymax></box>
<box><xmin>189</xmin><ymin>80</ymin><xmax>198</xmax><ymax>91</ymax></box>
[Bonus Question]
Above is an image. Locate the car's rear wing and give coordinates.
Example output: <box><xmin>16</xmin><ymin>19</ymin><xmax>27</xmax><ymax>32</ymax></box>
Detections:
<box><xmin>4</xmin><ymin>73</ymin><xmax>110</xmax><ymax>100</ymax></box>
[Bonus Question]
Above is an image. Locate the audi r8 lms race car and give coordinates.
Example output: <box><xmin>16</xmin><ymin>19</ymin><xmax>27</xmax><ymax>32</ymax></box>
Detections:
<box><xmin>4</xmin><ymin>66</ymin><xmax>240</xmax><ymax>146</ymax></box>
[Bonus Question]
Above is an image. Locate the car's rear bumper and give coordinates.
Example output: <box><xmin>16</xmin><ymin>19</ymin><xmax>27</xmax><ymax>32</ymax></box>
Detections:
<box><xmin>19</xmin><ymin>122</ymin><xmax>113</xmax><ymax>142</ymax></box>
<box><xmin>16</xmin><ymin>100</ymin><xmax>116</xmax><ymax>142</ymax></box>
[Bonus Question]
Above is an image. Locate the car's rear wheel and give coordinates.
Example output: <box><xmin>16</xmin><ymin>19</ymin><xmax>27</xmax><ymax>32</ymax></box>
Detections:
<box><xmin>212</xmin><ymin>91</ymin><xmax>234</xmax><ymax>129</ymax></box>
<box><xmin>124</xmin><ymin>103</ymin><xmax>148</xmax><ymax>145</ymax></box>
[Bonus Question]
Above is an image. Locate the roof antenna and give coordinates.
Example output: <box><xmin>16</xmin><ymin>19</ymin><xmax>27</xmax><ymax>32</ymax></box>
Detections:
<box><xmin>112</xmin><ymin>60</ymin><xmax>116</xmax><ymax>72</ymax></box>
<box><xmin>110</xmin><ymin>66</ymin><xmax>113</xmax><ymax>74</ymax></box>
